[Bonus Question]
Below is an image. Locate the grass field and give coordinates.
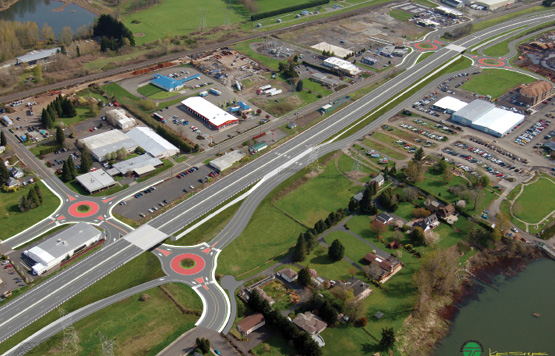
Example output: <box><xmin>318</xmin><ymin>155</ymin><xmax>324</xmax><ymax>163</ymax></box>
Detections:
<box><xmin>482</xmin><ymin>23</ymin><xmax>554</xmax><ymax>58</ymax></box>
<box><xmin>513</xmin><ymin>176</ymin><xmax>555</xmax><ymax>224</ymax></box>
<box><xmin>389</xmin><ymin>9</ymin><xmax>414</xmax><ymax>22</ymax></box>
<box><xmin>252</xmin><ymin>334</ymin><xmax>296</xmax><ymax>356</ymax></box>
<box><xmin>274</xmin><ymin>155</ymin><xmax>360</xmax><ymax>226</ymax></box>
<box><xmin>0</xmin><ymin>252</ymin><xmax>164</xmax><ymax>354</ymax></box>
<box><xmin>26</xmin><ymin>282</ymin><xmax>201</xmax><ymax>356</ymax></box>
<box><xmin>0</xmin><ymin>182</ymin><xmax>60</xmax><ymax>241</ymax></box>
<box><xmin>461</xmin><ymin>69</ymin><xmax>535</xmax><ymax>99</ymax></box>
<box><xmin>298</xmin><ymin>245</ymin><xmax>361</xmax><ymax>281</ymax></box>
<box><xmin>137</xmin><ymin>84</ymin><xmax>179</xmax><ymax>100</ymax></box>
<box><xmin>324</xmin><ymin>230</ymin><xmax>372</xmax><ymax>264</ymax></box>
<box><xmin>364</xmin><ymin>136</ymin><xmax>408</xmax><ymax>160</ymax></box>
<box><xmin>416</xmin><ymin>52</ymin><xmax>434</xmax><ymax>64</ymax></box>
<box><xmin>103</xmin><ymin>83</ymin><xmax>140</xmax><ymax>102</ymax></box>
<box><xmin>471</xmin><ymin>6</ymin><xmax>547</xmax><ymax>34</ymax></box>
<box><xmin>233</xmin><ymin>39</ymin><xmax>282</xmax><ymax>71</ymax></box>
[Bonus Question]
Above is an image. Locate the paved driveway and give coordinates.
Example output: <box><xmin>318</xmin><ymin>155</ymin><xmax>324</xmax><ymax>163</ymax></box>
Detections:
<box><xmin>157</xmin><ymin>326</ymin><xmax>240</xmax><ymax>356</ymax></box>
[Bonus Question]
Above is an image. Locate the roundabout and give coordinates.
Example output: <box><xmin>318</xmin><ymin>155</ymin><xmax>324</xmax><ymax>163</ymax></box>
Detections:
<box><xmin>478</xmin><ymin>58</ymin><xmax>504</xmax><ymax>66</ymax></box>
<box><xmin>414</xmin><ymin>42</ymin><xmax>437</xmax><ymax>50</ymax></box>
<box><xmin>68</xmin><ymin>201</ymin><xmax>100</xmax><ymax>218</ymax></box>
<box><xmin>171</xmin><ymin>253</ymin><xmax>206</xmax><ymax>275</ymax></box>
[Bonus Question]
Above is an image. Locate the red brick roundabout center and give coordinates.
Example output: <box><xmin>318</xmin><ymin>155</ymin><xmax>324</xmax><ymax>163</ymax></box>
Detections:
<box><xmin>171</xmin><ymin>253</ymin><xmax>206</xmax><ymax>275</ymax></box>
<box><xmin>68</xmin><ymin>201</ymin><xmax>100</xmax><ymax>218</ymax></box>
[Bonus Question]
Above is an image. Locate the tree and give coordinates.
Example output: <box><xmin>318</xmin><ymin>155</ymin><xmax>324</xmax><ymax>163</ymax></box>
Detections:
<box><xmin>56</xmin><ymin>126</ymin><xmax>65</xmax><ymax>146</ymax></box>
<box><xmin>303</xmin><ymin>230</ymin><xmax>317</xmax><ymax>251</ymax></box>
<box><xmin>298</xmin><ymin>266</ymin><xmax>311</xmax><ymax>286</ymax></box>
<box><xmin>370</xmin><ymin>220</ymin><xmax>387</xmax><ymax>236</ymax></box>
<box><xmin>0</xmin><ymin>162</ymin><xmax>9</xmax><ymax>184</ymax></box>
<box><xmin>360</xmin><ymin>186</ymin><xmax>377</xmax><ymax>215</ymax></box>
<box><xmin>410</xmin><ymin>227</ymin><xmax>426</xmax><ymax>245</ymax></box>
<box><xmin>490</xmin><ymin>227</ymin><xmax>502</xmax><ymax>243</ymax></box>
<box><xmin>80</xmin><ymin>148</ymin><xmax>93</xmax><ymax>173</ymax></box>
<box><xmin>436</xmin><ymin>159</ymin><xmax>449</xmax><ymax>174</ymax></box>
<box><xmin>411</xmin><ymin>208</ymin><xmax>431</xmax><ymax>218</ymax></box>
<box><xmin>67</xmin><ymin>158</ymin><xmax>77</xmax><ymax>178</ymax></box>
<box><xmin>443</xmin><ymin>167</ymin><xmax>454</xmax><ymax>183</ymax></box>
<box><xmin>117</xmin><ymin>147</ymin><xmax>127</xmax><ymax>160</ymax></box>
<box><xmin>27</xmin><ymin>187</ymin><xmax>40</xmax><ymax>208</ymax></box>
<box><xmin>379</xmin><ymin>327</ymin><xmax>395</xmax><ymax>350</ymax></box>
<box><xmin>413</xmin><ymin>247</ymin><xmax>460</xmax><ymax>305</ymax></box>
<box><xmin>89</xmin><ymin>102</ymin><xmax>99</xmax><ymax>116</ymax></box>
<box><xmin>0</xmin><ymin>131</ymin><xmax>6</xmax><ymax>146</ymax></box>
<box><xmin>34</xmin><ymin>184</ymin><xmax>43</xmax><ymax>205</ymax></box>
<box><xmin>319</xmin><ymin>300</ymin><xmax>338</xmax><ymax>325</ymax></box>
<box><xmin>18</xmin><ymin>196</ymin><xmax>30</xmax><ymax>212</ymax></box>
<box><xmin>399</xmin><ymin>187</ymin><xmax>418</xmax><ymax>202</ymax></box>
<box><xmin>348</xmin><ymin>197</ymin><xmax>359</xmax><ymax>212</ymax></box>
<box><xmin>195</xmin><ymin>338</ymin><xmax>210</xmax><ymax>354</ymax></box>
<box><xmin>32</xmin><ymin>63</ymin><xmax>42</xmax><ymax>83</ymax></box>
<box><xmin>135</xmin><ymin>146</ymin><xmax>146</xmax><ymax>155</ymax></box>
<box><xmin>61</xmin><ymin>98</ymin><xmax>77</xmax><ymax>117</ymax></box>
<box><xmin>59</xmin><ymin>26</ymin><xmax>74</xmax><ymax>45</ymax></box>
<box><xmin>296</xmin><ymin>80</ymin><xmax>303</xmax><ymax>92</ymax></box>
<box><xmin>93</xmin><ymin>14</ymin><xmax>135</xmax><ymax>48</ymax></box>
<box><xmin>413</xmin><ymin>147</ymin><xmax>424</xmax><ymax>162</ymax></box>
<box><xmin>40</xmin><ymin>23</ymin><xmax>55</xmax><ymax>43</ymax></box>
<box><xmin>61</xmin><ymin>160</ymin><xmax>73</xmax><ymax>182</ymax></box>
<box><xmin>328</xmin><ymin>239</ymin><xmax>345</xmax><ymax>261</ymax></box>
<box><xmin>293</xmin><ymin>234</ymin><xmax>307</xmax><ymax>262</ymax></box>
<box><xmin>406</xmin><ymin>160</ymin><xmax>424</xmax><ymax>182</ymax></box>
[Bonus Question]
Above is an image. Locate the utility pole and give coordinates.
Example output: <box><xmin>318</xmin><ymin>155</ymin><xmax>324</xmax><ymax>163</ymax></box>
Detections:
<box><xmin>59</xmin><ymin>308</ymin><xmax>79</xmax><ymax>354</ymax></box>
<box><xmin>97</xmin><ymin>332</ymin><xmax>115</xmax><ymax>356</ymax></box>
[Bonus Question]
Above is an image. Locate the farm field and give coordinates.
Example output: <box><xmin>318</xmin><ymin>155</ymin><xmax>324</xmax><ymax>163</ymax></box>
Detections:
<box><xmin>513</xmin><ymin>176</ymin><xmax>555</xmax><ymax>224</ymax></box>
<box><xmin>26</xmin><ymin>283</ymin><xmax>202</xmax><ymax>356</ymax></box>
<box><xmin>137</xmin><ymin>84</ymin><xmax>179</xmax><ymax>100</ymax></box>
<box><xmin>461</xmin><ymin>69</ymin><xmax>535</xmax><ymax>98</ymax></box>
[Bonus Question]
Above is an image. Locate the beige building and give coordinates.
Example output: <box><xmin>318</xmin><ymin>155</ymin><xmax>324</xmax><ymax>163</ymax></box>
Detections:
<box><xmin>518</xmin><ymin>81</ymin><xmax>552</xmax><ymax>106</ymax></box>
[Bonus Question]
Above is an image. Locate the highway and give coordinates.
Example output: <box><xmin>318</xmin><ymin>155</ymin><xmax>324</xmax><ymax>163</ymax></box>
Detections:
<box><xmin>0</xmin><ymin>9</ymin><xmax>553</xmax><ymax>354</ymax></box>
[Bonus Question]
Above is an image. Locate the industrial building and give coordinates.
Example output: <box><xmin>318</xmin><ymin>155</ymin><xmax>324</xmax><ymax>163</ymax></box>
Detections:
<box><xmin>24</xmin><ymin>222</ymin><xmax>103</xmax><ymax>275</ymax></box>
<box><xmin>451</xmin><ymin>99</ymin><xmax>525</xmax><ymax>137</ymax></box>
<box><xmin>249</xmin><ymin>142</ymin><xmax>267</xmax><ymax>154</ymax></box>
<box><xmin>125</xmin><ymin>127</ymin><xmax>179</xmax><ymax>159</ymax></box>
<box><xmin>76</xmin><ymin>169</ymin><xmax>117</xmax><ymax>194</ymax></box>
<box><xmin>430</xmin><ymin>96</ymin><xmax>468</xmax><ymax>114</ymax></box>
<box><xmin>1</xmin><ymin>115</ymin><xmax>12</xmax><ymax>126</ymax></box>
<box><xmin>209</xmin><ymin>150</ymin><xmax>245</xmax><ymax>172</ymax></box>
<box><xmin>435</xmin><ymin>5</ymin><xmax>463</xmax><ymax>17</ymax></box>
<box><xmin>361</xmin><ymin>57</ymin><xmax>379</xmax><ymax>65</ymax></box>
<box><xmin>517</xmin><ymin>80</ymin><xmax>552</xmax><ymax>106</ymax></box>
<box><xmin>150</xmin><ymin>74</ymin><xmax>201</xmax><ymax>92</ymax></box>
<box><xmin>310</xmin><ymin>73</ymin><xmax>341</xmax><ymax>87</ymax></box>
<box><xmin>474</xmin><ymin>0</ymin><xmax>515</xmax><ymax>10</ymax></box>
<box><xmin>16</xmin><ymin>47</ymin><xmax>60</xmax><ymax>65</ymax></box>
<box><xmin>78</xmin><ymin>130</ymin><xmax>138</xmax><ymax>162</ymax></box>
<box><xmin>181</xmin><ymin>97</ymin><xmax>239</xmax><ymax>131</ymax></box>
<box><xmin>322</xmin><ymin>57</ymin><xmax>361</xmax><ymax>76</ymax></box>
<box><xmin>108</xmin><ymin>154</ymin><xmax>163</xmax><ymax>176</ymax></box>
<box><xmin>106</xmin><ymin>109</ymin><xmax>136</xmax><ymax>130</ymax></box>
<box><xmin>441</xmin><ymin>0</ymin><xmax>463</xmax><ymax>8</ymax></box>
<box><xmin>417</xmin><ymin>19</ymin><xmax>440</xmax><ymax>27</ymax></box>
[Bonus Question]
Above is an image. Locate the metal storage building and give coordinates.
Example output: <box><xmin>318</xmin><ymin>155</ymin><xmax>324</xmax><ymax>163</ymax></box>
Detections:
<box><xmin>475</xmin><ymin>0</ymin><xmax>515</xmax><ymax>10</ymax></box>
<box><xmin>111</xmin><ymin>154</ymin><xmax>163</xmax><ymax>175</ymax></box>
<box><xmin>16</xmin><ymin>47</ymin><xmax>60</xmax><ymax>65</ymax></box>
<box><xmin>181</xmin><ymin>97</ymin><xmax>239</xmax><ymax>131</ymax></box>
<box><xmin>125</xmin><ymin>127</ymin><xmax>179</xmax><ymax>159</ymax></box>
<box><xmin>76</xmin><ymin>169</ymin><xmax>117</xmax><ymax>194</ymax></box>
<box><xmin>322</xmin><ymin>57</ymin><xmax>361</xmax><ymax>76</ymax></box>
<box><xmin>209</xmin><ymin>150</ymin><xmax>245</xmax><ymax>172</ymax></box>
<box><xmin>150</xmin><ymin>74</ymin><xmax>201</xmax><ymax>92</ymax></box>
<box><xmin>106</xmin><ymin>109</ymin><xmax>136</xmax><ymax>130</ymax></box>
<box><xmin>78</xmin><ymin>130</ymin><xmax>138</xmax><ymax>162</ymax></box>
<box><xmin>24</xmin><ymin>222</ymin><xmax>102</xmax><ymax>275</ymax></box>
<box><xmin>431</xmin><ymin>96</ymin><xmax>468</xmax><ymax>114</ymax></box>
<box><xmin>451</xmin><ymin>99</ymin><xmax>525</xmax><ymax>137</ymax></box>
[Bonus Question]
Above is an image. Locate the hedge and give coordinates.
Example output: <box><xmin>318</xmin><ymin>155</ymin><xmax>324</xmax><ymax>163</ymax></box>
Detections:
<box><xmin>250</xmin><ymin>0</ymin><xmax>330</xmax><ymax>21</ymax></box>
<box><xmin>39</xmin><ymin>145</ymin><xmax>62</xmax><ymax>156</ymax></box>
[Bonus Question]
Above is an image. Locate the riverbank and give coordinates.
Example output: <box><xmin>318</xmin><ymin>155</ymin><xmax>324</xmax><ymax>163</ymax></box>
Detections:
<box><xmin>0</xmin><ymin>0</ymin><xmax>20</xmax><ymax>14</ymax></box>
<box><xmin>0</xmin><ymin>0</ymin><xmax>109</xmax><ymax>17</ymax></box>
<box><xmin>397</xmin><ymin>241</ymin><xmax>543</xmax><ymax>356</ymax></box>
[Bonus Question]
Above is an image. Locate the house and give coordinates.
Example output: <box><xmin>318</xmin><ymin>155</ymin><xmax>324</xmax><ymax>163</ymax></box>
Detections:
<box><xmin>276</xmin><ymin>268</ymin><xmax>298</xmax><ymax>283</ymax></box>
<box><xmin>287</xmin><ymin>121</ymin><xmax>298</xmax><ymax>129</ymax></box>
<box><xmin>253</xmin><ymin>287</ymin><xmax>275</xmax><ymax>306</ymax></box>
<box><xmin>413</xmin><ymin>213</ymin><xmax>440</xmax><ymax>232</ymax></box>
<box><xmin>236</xmin><ymin>313</ymin><xmax>265</xmax><ymax>336</ymax></box>
<box><xmin>370</xmin><ymin>174</ymin><xmax>384</xmax><ymax>187</ymax></box>
<box><xmin>376</xmin><ymin>213</ymin><xmax>393</xmax><ymax>225</ymax></box>
<box><xmin>345</xmin><ymin>277</ymin><xmax>372</xmax><ymax>302</ymax></box>
<box><xmin>11</xmin><ymin>167</ymin><xmax>24</xmax><ymax>178</ymax></box>
<box><xmin>424</xmin><ymin>199</ymin><xmax>442</xmax><ymax>212</ymax></box>
<box><xmin>6</xmin><ymin>177</ymin><xmax>20</xmax><ymax>188</ymax></box>
<box><xmin>388</xmin><ymin>240</ymin><xmax>403</xmax><ymax>249</ymax></box>
<box><xmin>437</xmin><ymin>204</ymin><xmax>456</xmax><ymax>219</ymax></box>
<box><xmin>293</xmin><ymin>312</ymin><xmax>327</xmax><ymax>335</ymax></box>
<box><xmin>363</xmin><ymin>252</ymin><xmax>403</xmax><ymax>283</ymax></box>
<box><xmin>249</xmin><ymin>142</ymin><xmax>267</xmax><ymax>154</ymax></box>
<box><xmin>353</xmin><ymin>192</ymin><xmax>364</xmax><ymax>202</ymax></box>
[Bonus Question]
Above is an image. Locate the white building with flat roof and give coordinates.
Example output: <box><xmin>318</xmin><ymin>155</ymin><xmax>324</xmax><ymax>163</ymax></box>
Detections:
<box><xmin>24</xmin><ymin>222</ymin><xmax>102</xmax><ymax>275</ymax></box>
<box><xmin>181</xmin><ymin>97</ymin><xmax>239</xmax><ymax>131</ymax></box>
<box><xmin>76</xmin><ymin>169</ymin><xmax>117</xmax><ymax>194</ymax></box>
<box><xmin>452</xmin><ymin>99</ymin><xmax>525</xmax><ymax>137</ymax></box>
<box><xmin>106</xmin><ymin>109</ymin><xmax>136</xmax><ymax>130</ymax></box>
<box><xmin>431</xmin><ymin>96</ymin><xmax>468</xmax><ymax>114</ymax></box>
<box><xmin>209</xmin><ymin>150</ymin><xmax>245</xmax><ymax>172</ymax></box>
<box><xmin>78</xmin><ymin>130</ymin><xmax>138</xmax><ymax>161</ymax></box>
<box><xmin>323</xmin><ymin>57</ymin><xmax>361</xmax><ymax>76</ymax></box>
<box><xmin>125</xmin><ymin>127</ymin><xmax>179</xmax><ymax>159</ymax></box>
<box><xmin>110</xmin><ymin>154</ymin><xmax>163</xmax><ymax>175</ymax></box>
<box><xmin>475</xmin><ymin>0</ymin><xmax>515</xmax><ymax>9</ymax></box>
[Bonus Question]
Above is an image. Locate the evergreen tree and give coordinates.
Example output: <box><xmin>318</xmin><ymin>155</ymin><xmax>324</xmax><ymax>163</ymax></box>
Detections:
<box><xmin>368</xmin><ymin>180</ymin><xmax>377</xmax><ymax>196</ymax></box>
<box><xmin>28</xmin><ymin>188</ymin><xmax>40</xmax><ymax>208</ymax></box>
<box><xmin>414</xmin><ymin>147</ymin><xmax>425</xmax><ymax>162</ymax></box>
<box><xmin>0</xmin><ymin>161</ymin><xmax>9</xmax><ymax>184</ymax></box>
<box><xmin>298</xmin><ymin>266</ymin><xmax>311</xmax><ymax>286</ymax></box>
<box><xmin>319</xmin><ymin>300</ymin><xmax>338</xmax><ymax>325</ymax></box>
<box><xmin>61</xmin><ymin>98</ymin><xmax>77</xmax><ymax>117</ymax></box>
<box><xmin>61</xmin><ymin>160</ymin><xmax>73</xmax><ymax>182</ymax></box>
<box><xmin>56</xmin><ymin>126</ymin><xmax>65</xmax><ymax>146</ymax></box>
<box><xmin>54</xmin><ymin>98</ymin><xmax>63</xmax><ymax>118</ymax></box>
<box><xmin>296</xmin><ymin>80</ymin><xmax>303</xmax><ymax>92</ymax></box>
<box><xmin>410</xmin><ymin>226</ymin><xmax>426</xmax><ymax>245</ymax></box>
<box><xmin>328</xmin><ymin>239</ymin><xmax>345</xmax><ymax>261</ymax></box>
<box><xmin>18</xmin><ymin>196</ymin><xmax>30</xmax><ymax>212</ymax></box>
<box><xmin>34</xmin><ymin>184</ymin><xmax>43</xmax><ymax>205</ymax></box>
<box><xmin>0</xmin><ymin>131</ymin><xmax>6</xmax><ymax>146</ymax></box>
<box><xmin>293</xmin><ymin>234</ymin><xmax>307</xmax><ymax>262</ymax></box>
<box><xmin>303</xmin><ymin>231</ymin><xmax>317</xmax><ymax>251</ymax></box>
<box><xmin>67</xmin><ymin>158</ymin><xmax>77</xmax><ymax>178</ymax></box>
<box><xmin>380</xmin><ymin>327</ymin><xmax>395</xmax><ymax>350</ymax></box>
<box><xmin>80</xmin><ymin>148</ymin><xmax>93</xmax><ymax>173</ymax></box>
<box><xmin>390</xmin><ymin>163</ymin><xmax>397</xmax><ymax>175</ymax></box>
<box><xmin>348</xmin><ymin>197</ymin><xmax>359</xmax><ymax>212</ymax></box>
<box><xmin>360</xmin><ymin>186</ymin><xmax>375</xmax><ymax>215</ymax></box>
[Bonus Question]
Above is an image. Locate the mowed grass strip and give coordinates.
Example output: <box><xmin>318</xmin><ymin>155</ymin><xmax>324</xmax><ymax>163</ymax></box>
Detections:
<box><xmin>26</xmin><ymin>283</ymin><xmax>202</xmax><ymax>356</ymax></box>
<box><xmin>297</xmin><ymin>245</ymin><xmax>359</xmax><ymax>281</ymax></box>
<box><xmin>461</xmin><ymin>69</ymin><xmax>535</xmax><ymax>99</ymax></box>
<box><xmin>0</xmin><ymin>181</ymin><xmax>60</xmax><ymax>241</ymax></box>
<box><xmin>0</xmin><ymin>253</ymin><xmax>164</xmax><ymax>354</ymax></box>
<box><xmin>324</xmin><ymin>230</ymin><xmax>371</xmax><ymax>264</ymax></box>
<box><xmin>513</xmin><ymin>177</ymin><xmax>555</xmax><ymax>224</ymax></box>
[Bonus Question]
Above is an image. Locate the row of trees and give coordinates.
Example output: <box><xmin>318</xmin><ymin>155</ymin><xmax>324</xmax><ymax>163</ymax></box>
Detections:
<box><xmin>61</xmin><ymin>158</ymin><xmax>78</xmax><ymax>182</ymax></box>
<box><xmin>248</xmin><ymin>289</ymin><xmax>322</xmax><ymax>356</ymax></box>
<box><xmin>0</xmin><ymin>160</ymin><xmax>10</xmax><ymax>186</ymax></box>
<box><xmin>278</xmin><ymin>61</ymin><xmax>299</xmax><ymax>79</ymax></box>
<box><xmin>93</xmin><ymin>15</ymin><xmax>135</xmax><ymax>51</ymax></box>
<box><xmin>41</xmin><ymin>95</ymin><xmax>77</xmax><ymax>129</ymax></box>
<box><xmin>378</xmin><ymin>187</ymin><xmax>399</xmax><ymax>212</ymax></box>
<box><xmin>18</xmin><ymin>184</ymin><xmax>44</xmax><ymax>212</ymax></box>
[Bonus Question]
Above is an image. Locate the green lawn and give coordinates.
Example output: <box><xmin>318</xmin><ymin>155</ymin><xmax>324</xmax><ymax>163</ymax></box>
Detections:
<box><xmin>56</xmin><ymin>107</ymin><xmax>95</xmax><ymax>127</ymax></box>
<box><xmin>390</xmin><ymin>9</ymin><xmax>414</xmax><ymax>22</ymax></box>
<box><xmin>256</xmin><ymin>0</ymin><xmax>315</xmax><ymax>13</ymax></box>
<box><xmin>122</xmin><ymin>0</ymin><xmax>245</xmax><ymax>45</ymax></box>
<box><xmin>416</xmin><ymin>51</ymin><xmax>434</xmax><ymax>64</ymax></box>
<box><xmin>136</xmin><ymin>159</ymin><xmax>174</xmax><ymax>182</ymax></box>
<box><xmin>324</xmin><ymin>230</ymin><xmax>372</xmax><ymax>265</ymax></box>
<box><xmin>297</xmin><ymin>245</ymin><xmax>360</xmax><ymax>281</ymax></box>
<box><xmin>83</xmin><ymin>48</ymin><xmax>152</xmax><ymax>71</ymax></box>
<box><xmin>102</xmin><ymin>83</ymin><xmax>140</xmax><ymax>102</ymax></box>
<box><xmin>461</xmin><ymin>69</ymin><xmax>535</xmax><ymax>98</ymax></box>
<box><xmin>0</xmin><ymin>252</ymin><xmax>164</xmax><ymax>354</ymax></box>
<box><xmin>274</xmin><ymin>155</ymin><xmax>360</xmax><ymax>226</ymax></box>
<box><xmin>364</xmin><ymin>136</ymin><xmax>408</xmax><ymax>160</ymax></box>
<box><xmin>301</xmin><ymin>79</ymin><xmax>333</xmax><ymax>96</ymax></box>
<box><xmin>513</xmin><ymin>176</ymin><xmax>555</xmax><ymax>224</ymax></box>
<box><xmin>260</xmin><ymin>279</ymin><xmax>294</xmax><ymax>311</ymax></box>
<box><xmin>470</xmin><ymin>6</ymin><xmax>547</xmax><ymax>34</ymax></box>
<box><xmin>137</xmin><ymin>84</ymin><xmax>179</xmax><ymax>100</ymax></box>
<box><xmin>0</xmin><ymin>182</ymin><xmax>60</xmax><ymax>241</ymax></box>
<box><xmin>252</xmin><ymin>334</ymin><xmax>296</xmax><ymax>356</ymax></box>
<box><xmin>26</xmin><ymin>283</ymin><xmax>201</xmax><ymax>356</ymax></box>
<box><xmin>233</xmin><ymin>39</ymin><xmax>282</xmax><ymax>71</ymax></box>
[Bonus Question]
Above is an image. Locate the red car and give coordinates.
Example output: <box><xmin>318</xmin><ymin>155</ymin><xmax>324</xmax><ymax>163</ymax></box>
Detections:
<box><xmin>4</xmin><ymin>264</ymin><xmax>12</xmax><ymax>269</ymax></box>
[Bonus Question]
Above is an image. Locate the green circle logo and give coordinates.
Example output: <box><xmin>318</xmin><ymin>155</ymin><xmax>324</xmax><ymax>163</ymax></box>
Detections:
<box><xmin>461</xmin><ymin>341</ymin><xmax>483</xmax><ymax>356</ymax></box>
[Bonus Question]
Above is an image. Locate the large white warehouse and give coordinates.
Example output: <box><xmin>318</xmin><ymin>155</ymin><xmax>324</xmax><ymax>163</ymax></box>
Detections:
<box><xmin>78</xmin><ymin>130</ymin><xmax>138</xmax><ymax>161</ymax></box>
<box><xmin>451</xmin><ymin>99</ymin><xmax>525</xmax><ymax>137</ymax></box>
<box><xmin>24</xmin><ymin>222</ymin><xmax>103</xmax><ymax>275</ymax></box>
<box><xmin>125</xmin><ymin>127</ymin><xmax>179</xmax><ymax>159</ymax></box>
<box><xmin>106</xmin><ymin>109</ymin><xmax>136</xmax><ymax>130</ymax></box>
<box><xmin>181</xmin><ymin>97</ymin><xmax>239</xmax><ymax>131</ymax></box>
<box><xmin>323</xmin><ymin>57</ymin><xmax>361</xmax><ymax>76</ymax></box>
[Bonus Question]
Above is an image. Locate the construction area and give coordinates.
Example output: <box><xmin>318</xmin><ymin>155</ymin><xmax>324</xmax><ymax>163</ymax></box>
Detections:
<box><xmin>515</xmin><ymin>30</ymin><xmax>555</xmax><ymax>82</ymax></box>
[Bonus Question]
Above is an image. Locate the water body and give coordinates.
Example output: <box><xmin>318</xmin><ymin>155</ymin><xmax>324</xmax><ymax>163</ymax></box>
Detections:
<box><xmin>0</xmin><ymin>0</ymin><xmax>96</xmax><ymax>37</ymax></box>
<box><xmin>433</xmin><ymin>258</ymin><xmax>555</xmax><ymax>355</ymax></box>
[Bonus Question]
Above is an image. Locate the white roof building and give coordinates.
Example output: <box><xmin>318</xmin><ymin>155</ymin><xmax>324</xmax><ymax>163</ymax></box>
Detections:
<box><xmin>78</xmin><ymin>130</ymin><xmax>138</xmax><ymax>161</ymax></box>
<box><xmin>106</xmin><ymin>109</ymin><xmax>136</xmax><ymax>130</ymax></box>
<box><xmin>25</xmin><ymin>222</ymin><xmax>102</xmax><ymax>275</ymax></box>
<box><xmin>76</xmin><ymin>169</ymin><xmax>117</xmax><ymax>193</ymax></box>
<box><xmin>475</xmin><ymin>0</ymin><xmax>515</xmax><ymax>10</ymax></box>
<box><xmin>452</xmin><ymin>99</ymin><xmax>525</xmax><ymax>137</ymax></box>
<box><xmin>323</xmin><ymin>57</ymin><xmax>361</xmax><ymax>76</ymax></box>
<box><xmin>431</xmin><ymin>96</ymin><xmax>468</xmax><ymax>114</ymax></box>
<box><xmin>181</xmin><ymin>97</ymin><xmax>239</xmax><ymax>131</ymax></box>
<box><xmin>209</xmin><ymin>150</ymin><xmax>245</xmax><ymax>172</ymax></box>
<box><xmin>125</xmin><ymin>127</ymin><xmax>179</xmax><ymax>159</ymax></box>
<box><xmin>16</xmin><ymin>47</ymin><xmax>60</xmax><ymax>65</ymax></box>
<box><xmin>111</xmin><ymin>154</ymin><xmax>163</xmax><ymax>175</ymax></box>
<box><xmin>435</xmin><ymin>5</ymin><xmax>463</xmax><ymax>17</ymax></box>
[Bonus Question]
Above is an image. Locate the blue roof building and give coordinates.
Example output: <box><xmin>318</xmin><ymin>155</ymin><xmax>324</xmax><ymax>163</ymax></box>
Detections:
<box><xmin>150</xmin><ymin>74</ymin><xmax>201</xmax><ymax>92</ymax></box>
<box><xmin>238</xmin><ymin>101</ymin><xmax>250</xmax><ymax>110</ymax></box>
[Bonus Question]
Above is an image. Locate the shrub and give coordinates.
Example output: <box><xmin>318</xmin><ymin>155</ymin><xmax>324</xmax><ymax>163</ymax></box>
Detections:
<box><xmin>354</xmin><ymin>317</ymin><xmax>367</xmax><ymax>327</ymax></box>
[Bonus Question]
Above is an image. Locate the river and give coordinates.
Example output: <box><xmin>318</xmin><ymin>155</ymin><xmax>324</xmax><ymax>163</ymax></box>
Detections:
<box><xmin>433</xmin><ymin>258</ymin><xmax>555</xmax><ymax>355</ymax></box>
<box><xmin>0</xmin><ymin>0</ymin><xmax>96</xmax><ymax>37</ymax></box>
